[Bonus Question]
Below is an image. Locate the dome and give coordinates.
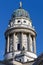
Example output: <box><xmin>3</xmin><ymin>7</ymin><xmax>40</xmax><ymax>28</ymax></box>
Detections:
<box><xmin>12</xmin><ymin>8</ymin><xmax>30</xmax><ymax>18</ymax></box>
<box><xmin>12</xmin><ymin>2</ymin><xmax>30</xmax><ymax>19</ymax></box>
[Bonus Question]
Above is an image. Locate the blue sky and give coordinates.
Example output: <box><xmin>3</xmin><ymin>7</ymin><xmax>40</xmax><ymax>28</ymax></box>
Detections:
<box><xmin>0</xmin><ymin>0</ymin><xmax>43</xmax><ymax>60</ymax></box>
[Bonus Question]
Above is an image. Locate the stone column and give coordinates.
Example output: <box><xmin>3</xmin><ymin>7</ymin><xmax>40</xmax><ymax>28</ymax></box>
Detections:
<box><xmin>21</xmin><ymin>33</ymin><xmax>23</xmax><ymax>50</ymax></box>
<box><xmin>13</xmin><ymin>33</ymin><xmax>16</xmax><ymax>51</ymax></box>
<box><xmin>7</xmin><ymin>35</ymin><xmax>9</xmax><ymax>52</ymax></box>
<box><xmin>29</xmin><ymin>34</ymin><xmax>33</xmax><ymax>52</ymax></box>
<box><xmin>33</xmin><ymin>37</ymin><xmax>36</xmax><ymax>54</ymax></box>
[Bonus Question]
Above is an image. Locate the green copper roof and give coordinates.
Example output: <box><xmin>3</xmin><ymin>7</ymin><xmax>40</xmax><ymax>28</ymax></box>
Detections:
<box><xmin>12</xmin><ymin>8</ymin><xmax>29</xmax><ymax>18</ymax></box>
<box><xmin>12</xmin><ymin>2</ymin><xmax>30</xmax><ymax>19</ymax></box>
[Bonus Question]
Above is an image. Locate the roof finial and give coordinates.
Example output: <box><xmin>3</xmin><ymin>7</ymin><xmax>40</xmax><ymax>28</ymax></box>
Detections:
<box><xmin>19</xmin><ymin>1</ymin><xmax>22</xmax><ymax>8</ymax></box>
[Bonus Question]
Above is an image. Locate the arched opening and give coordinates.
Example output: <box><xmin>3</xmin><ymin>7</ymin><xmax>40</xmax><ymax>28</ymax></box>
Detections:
<box><xmin>17</xmin><ymin>44</ymin><xmax>21</xmax><ymax>50</ymax></box>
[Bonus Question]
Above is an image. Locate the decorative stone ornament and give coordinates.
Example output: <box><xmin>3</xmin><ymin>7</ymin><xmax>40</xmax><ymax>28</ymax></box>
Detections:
<box><xmin>19</xmin><ymin>2</ymin><xmax>22</xmax><ymax>8</ymax></box>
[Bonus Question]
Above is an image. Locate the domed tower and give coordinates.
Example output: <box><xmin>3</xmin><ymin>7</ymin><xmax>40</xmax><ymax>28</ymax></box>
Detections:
<box><xmin>4</xmin><ymin>2</ymin><xmax>37</xmax><ymax>64</ymax></box>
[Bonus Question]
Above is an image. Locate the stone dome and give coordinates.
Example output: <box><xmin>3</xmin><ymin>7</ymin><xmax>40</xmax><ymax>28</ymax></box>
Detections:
<box><xmin>12</xmin><ymin>8</ymin><xmax>30</xmax><ymax>18</ymax></box>
<box><xmin>11</xmin><ymin>2</ymin><xmax>30</xmax><ymax>19</ymax></box>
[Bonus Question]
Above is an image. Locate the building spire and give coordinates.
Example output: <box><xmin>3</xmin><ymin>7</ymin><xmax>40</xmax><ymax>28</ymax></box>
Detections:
<box><xmin>19</xmin><ymin>1</ymin><xmax>22</xmax><ymax>8</ymax></box>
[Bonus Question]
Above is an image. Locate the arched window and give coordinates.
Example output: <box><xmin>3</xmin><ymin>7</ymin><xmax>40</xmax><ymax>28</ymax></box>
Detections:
<box><xmin>17</xmin><ymin>44</ymin><xmax>20</xmax><ymax>50</ymax></box>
